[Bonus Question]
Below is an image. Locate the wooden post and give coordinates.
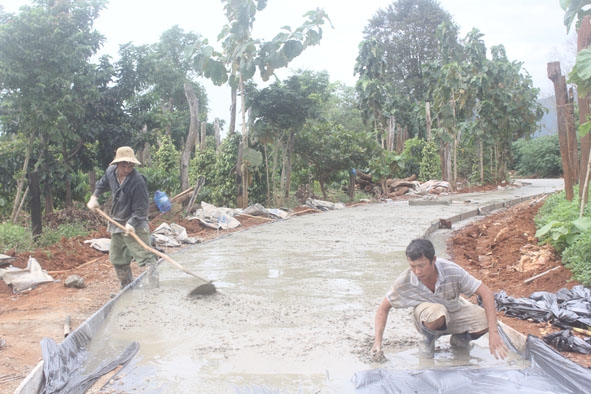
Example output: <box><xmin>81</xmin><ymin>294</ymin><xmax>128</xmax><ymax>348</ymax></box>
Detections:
<box><xmin>548</xmin><ymin>61</ymin><xmax>575</xmax><ymax>201</ymax></box>
<box><xmin>29</xmin><ymin>171</ymin><xmax>42</xmax><ymax>238</ymax></box>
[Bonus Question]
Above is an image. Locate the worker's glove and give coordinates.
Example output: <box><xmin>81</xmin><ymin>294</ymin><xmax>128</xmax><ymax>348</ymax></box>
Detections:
<box><xmin>124</xmin><ymin>223</ymin><xmax>136</xmax><ymax>236</ymax></box>
<box><xmin>86</xmin><ymin>195</ymin><xmax>99</xmax><ymax>212</ymax></box>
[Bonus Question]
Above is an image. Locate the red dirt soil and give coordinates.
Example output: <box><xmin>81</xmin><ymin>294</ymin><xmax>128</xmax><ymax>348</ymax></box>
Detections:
<box><xmin>1</xmin><ymin>195</ymin><xmax>590</xmax><ymax>393</ymax></box>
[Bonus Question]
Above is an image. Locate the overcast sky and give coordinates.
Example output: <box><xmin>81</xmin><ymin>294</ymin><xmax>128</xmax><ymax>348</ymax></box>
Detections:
<box><xmin>3</xmin><ymin>0</ymin><xmax>577</xmax><ymax>127</ymax></box>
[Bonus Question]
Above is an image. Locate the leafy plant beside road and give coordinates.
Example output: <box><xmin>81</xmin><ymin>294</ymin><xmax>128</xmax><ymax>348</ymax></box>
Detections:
<box><xmin>535</xmin><ymin>188</ymin><xmax>591</xmax><ymax>285</ymax></box>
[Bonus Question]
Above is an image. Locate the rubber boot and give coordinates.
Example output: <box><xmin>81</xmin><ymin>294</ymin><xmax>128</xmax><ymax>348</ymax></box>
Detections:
<box><xmin>145</xmin><ymin>262</ymin><xmax>160</xmax><ymax>289</ymax></box>
<box><xmin>450</xmin><ymin>332</ymin><xmax>472</xmax><ymax>348</ymax></box>
<box><xmin>114</xmin><ymin>264</ymin><xmax>133</xmax><ymax>289</ymax></box>
<box><xmin>418</xmin><ymin>326</ymin><xmax>438</xmax><ymax>359</ymax></box>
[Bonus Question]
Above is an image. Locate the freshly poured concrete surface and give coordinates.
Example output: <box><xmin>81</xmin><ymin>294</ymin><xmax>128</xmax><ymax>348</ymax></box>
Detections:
<box><xmin>87</xmin><ymin>179</ymin><xmax>562</xmax><ymax>393</ymax></box>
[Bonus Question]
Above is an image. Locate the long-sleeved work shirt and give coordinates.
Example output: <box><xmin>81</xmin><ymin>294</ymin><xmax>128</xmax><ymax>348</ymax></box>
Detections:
<box><xmin>93</xmin><ymin>165</ymin><xmax>150</xmax><ymax>233</ymax></box>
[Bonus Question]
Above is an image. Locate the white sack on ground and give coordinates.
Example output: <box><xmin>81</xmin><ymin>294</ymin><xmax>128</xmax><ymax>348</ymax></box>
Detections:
<box><xmin>188</xmin><ymin>202</ymin><xmax>241</xmax><ymax>230</ymax></box>
<box><xmin>83</xmin><ymin>238</ymin><xmax>110</xmax><ymax>252</ymax></box>
<box><xmin>0</xmin><ymin>257</ymin><xmax>55</xmax><ymax>292</ymax></box>
<box><xmin>305</xmin><ymin>198</ymin><xmax>346</xmax><ymax>211</ymax></box>
<box><xmin>242</xmin><ymin>203</ymin><xmax>290</xmax><ymax>219</ymax></box>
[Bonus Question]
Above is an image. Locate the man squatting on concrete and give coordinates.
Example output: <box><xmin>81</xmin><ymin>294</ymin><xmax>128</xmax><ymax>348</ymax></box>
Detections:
<box><xmin>371</xmin><ymin>238</ymin><xmax>508</xmax><ymax>359</ymax></box>
<box><xmin>86</xmin><ymin>146</ymin><xmax>159</xmax><ymax>289</ymax></box>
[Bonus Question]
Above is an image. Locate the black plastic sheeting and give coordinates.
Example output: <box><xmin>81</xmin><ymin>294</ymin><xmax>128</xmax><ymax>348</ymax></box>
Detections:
<box><xmin>353</xmin><ymin>335</ymin><xmax>591</xmax><ymax>393</ymax></box>
<box><xmin>495</xmin><ymin>285</ymin><xmax>591</xmax><ymax>327</ymax></box>
<box><xmin>495</xmin><ymin>285</ymin><xmax>591</xmax><ymax>353</ymax></box>
<box><xmin>37</xmin><ymin>274</ymin><xmax>145</xmax><ymax>394</ymax></box>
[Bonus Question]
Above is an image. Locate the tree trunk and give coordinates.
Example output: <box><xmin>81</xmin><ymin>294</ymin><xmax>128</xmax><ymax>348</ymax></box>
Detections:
<box><xmin>280</xmin><ymin>139</ymin><xmax>289</xmax><ymax>204</ymax></box>
<box><xmin>319</xmin><ymin>179</ymin><xmax>327</xmax><ymax>200</ymax></box>
<box><xmin>271</xmin><ymin>141</ymin><xmax>280</xmax><ymax>206</ymax></box>
<box><xmin>479</xmin><ymin>139</ymin><xmax>484</xmax><ymax>184</ymax></box>
<box><xmin>88</xmin><ymin>169</ymin><xmax>97</xmax><ymax>195</ymax></box>
<box><xmin>11</xmin><ymin>135</ymin><xmax>33</xmax><ymax>223</ymax></box>
<box><xmin>348</xmin><ymin>171</ymin><xmax>356</xmax><ymax>201</ymax></box>
<box><xmin>181</xmin><ymin>82</ymin><xmax>200</xmax><ymax>192</ymax></box>
<box><xmin>264</xmin><ymin>145</ymin><xmax>271</xmax><ymax>205</ymax></box>
<box><xmin>30</xmin><ymin>171</ymin><xmax>42</xmax><ymax>238</ymax></box>
<box><xmin>548</xmin><ymin>61</ymin><xmax>575</xmax><ymax>201</ymax></box>
<box><xmin>229</xmin><ymin>85</ymin><xmax>237</xmax><ymax>135</ymax></box>
<box><xmin>200</xmin><ymin>122</ymin><xmax>207</xmax><ymax>152</ymax></box>
<box><xmin>214</xmin><ymin>119</ymin><xmax>221</xmax><ymax>151</ymax></box>
<box><xmin>425</xmin><ymin>102</ymin><xmax>432</xmax><ymax>140</ymax></box>
<box><xmin>284</xmin><ymin>130</ymin><xmax>295</xmax><ymax>199</ymax></box>
<box><xmin>578</xmin><ymin>16</ymin><xmax>591</xmax><ymax>202</ymax></box>
<box><xmin>580</xmin><ymin>151</ymin><xmax>591</xmax><ymax>218</ymax></box>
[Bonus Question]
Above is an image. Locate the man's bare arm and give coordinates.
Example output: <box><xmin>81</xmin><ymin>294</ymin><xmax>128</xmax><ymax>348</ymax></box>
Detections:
<box><xmin>475</xmin><ymin>283</ymin><xmax>508</xmax><ymax>360</ymax></box>
<box><xmin>371</xmin><ymin>297</ymin><xmax>392</xmax><ymax>353</ymax></box>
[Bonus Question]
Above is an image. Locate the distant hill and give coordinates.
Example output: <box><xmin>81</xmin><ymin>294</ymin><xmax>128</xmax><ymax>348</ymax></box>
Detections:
<box><xmin>535</xmin><ymin>96</ymin><xmax>558</xmax><ymax>137</ymax></box>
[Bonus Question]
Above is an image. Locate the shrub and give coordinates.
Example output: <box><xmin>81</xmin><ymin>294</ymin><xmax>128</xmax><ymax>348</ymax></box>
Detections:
<box><xmin>400</xmin><ymin>137</ymin><xmax>425</xmax><ymax>179</ymax></box>
<box><xmin>534</xmin><ymin>191</ymin><xmax>581</xmax><ymax>253</ymax></box>
<box><xmin>512</xmin><ymin>135</ymin><xmax>562</xmax><ymax>178</ymax></box>
<box><xmin>563</xmin><ymin>231</ymin><xmax>591</xmax><ymax>286</ymax></box>
<box><xmin>419</xmin><ymin>141</ymin><xmax>441</xmax><ymax>182</ymax></box>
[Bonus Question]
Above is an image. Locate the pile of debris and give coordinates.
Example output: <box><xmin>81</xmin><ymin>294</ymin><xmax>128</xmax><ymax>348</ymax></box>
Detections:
<box><xmin>354</xmin><ymin>170</ymin><xmax>452</xmax><ymax>199</ymax></box>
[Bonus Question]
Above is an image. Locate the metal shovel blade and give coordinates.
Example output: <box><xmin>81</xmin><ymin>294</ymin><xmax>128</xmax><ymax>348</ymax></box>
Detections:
<box><xmin>188</xmin><ymin>282</ymin><xmax>217</xmax><ymax>297</ymax></box>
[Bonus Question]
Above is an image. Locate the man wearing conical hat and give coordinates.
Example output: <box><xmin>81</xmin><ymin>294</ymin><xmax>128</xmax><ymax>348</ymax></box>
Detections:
<box><xmin>86</xmin><ymin>146</ymin><xmax>158</xmax><ymax>289</ymax></box>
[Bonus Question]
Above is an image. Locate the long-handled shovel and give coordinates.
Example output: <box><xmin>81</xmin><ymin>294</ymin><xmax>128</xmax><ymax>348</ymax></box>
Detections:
<box><xmin>96</xmin><ymin>208</ymin><xmax>216</xmax><ymax>296</ymax></box>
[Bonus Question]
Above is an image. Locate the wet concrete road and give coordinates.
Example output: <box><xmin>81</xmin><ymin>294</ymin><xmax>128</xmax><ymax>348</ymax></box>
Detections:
<box><xmin>88</xmin><ymin>179</ymin><xmax>563</xmax><ymax>393</ymax></box>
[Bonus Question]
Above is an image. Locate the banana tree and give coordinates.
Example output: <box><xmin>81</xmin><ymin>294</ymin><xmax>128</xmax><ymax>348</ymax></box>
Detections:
<box><xmin>213</xmin><ymin>0</ymin><xmax>330</xmax><ymax>207</ymax></box>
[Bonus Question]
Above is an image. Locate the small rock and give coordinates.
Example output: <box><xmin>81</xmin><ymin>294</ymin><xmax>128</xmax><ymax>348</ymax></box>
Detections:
<box><xmin>64</xmin><ymin>275</ymin><xmax>85</xmax><ymax>288</ymax></box>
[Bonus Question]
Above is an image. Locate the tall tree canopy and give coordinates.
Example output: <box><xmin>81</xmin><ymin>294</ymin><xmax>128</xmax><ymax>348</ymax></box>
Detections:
<box><xmin>356</xmin><ymin>0</ymin><xmax>460</xmax><ymax>143</ymax></box>
<box><xmin>0</xmin><ymin>0</ymin><xmax>107</xmax><ymax>213</ymax></box>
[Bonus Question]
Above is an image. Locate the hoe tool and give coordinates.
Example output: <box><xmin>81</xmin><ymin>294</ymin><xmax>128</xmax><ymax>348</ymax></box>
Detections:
<box><xmin>96</xmin><ymin>208</ymin><xmax>216</xmax><ymax>296</ymax></box>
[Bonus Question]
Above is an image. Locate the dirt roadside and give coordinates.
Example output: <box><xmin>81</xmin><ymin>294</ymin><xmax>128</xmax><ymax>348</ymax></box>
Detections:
<box><xmin>1</xmin><ymin>193</ymin><xmax>590</xmax><ymax>393</ymax></box>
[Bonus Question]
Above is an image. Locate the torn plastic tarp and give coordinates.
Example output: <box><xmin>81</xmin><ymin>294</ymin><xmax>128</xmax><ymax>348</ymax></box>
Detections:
<box><xmin>353</xmin><ymin>335</ymin><xmax>591</xmax><ymax>393</ymax></box>
<box><xmin>0</xmin><ymin>256</ymin><xmax>54</xmax><ymax>292</ymax></box>
<box><xmin>495</xmin><ymin>285</ymin><xmax>591</xmax><ymax>329</ymax></box>
<box><xmin>543</xmin><ymin>329</ymin><xmax>591</xmax><ymax>354</ymax></box>
<box><xmin>36</xmin><ymin>273</ymin><xmax>146</xmax><ymax>394</ymax></box>
<box><xmin>40</xmin><ymin>339</ymin><xmax>138</xmax><ymax>394</ymax></box>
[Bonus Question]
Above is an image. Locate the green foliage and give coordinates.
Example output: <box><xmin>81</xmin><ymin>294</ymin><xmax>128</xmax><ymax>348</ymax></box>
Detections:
<box><xmin>0</xmin><ymin>136</ymin><xmax>26</xmax><ymax>216</ymax></box>
<box><xmin>534</xmin><ymin>189</ymin><xmax>591</xmax><ymax>253</ymax></box>
<box><xmin>139</xmin><ymin>167</ymin><xmax>180</xmax><ymax>199</ymax></box>
<box><xmin>562</xmin><ymin>231</ymin><xmax>591</xmax><ymax>286</ymax></box>
<box><xmin>419</xmin><ymin>141</ymin><xmax>441</xmax><ymax>181</ymax></box>
<box><xmin>400</xmin><ymin>137</ymin><xmax>426</xmax><ymax>179</ymax></box>
<box><xmin>535</xmin><ymin>216</ymin><xmax>591</xmax><ymax>253</ymax></box>
<box><xmin>38</xmin><ymin>223</ymin><xmax>90</xmax><ymax>247</ymax></box>
<box><xmin>0</xmin><ymin>221</ymin><xmax>89</xmax><ymax>255</ymax></box>
<box><xmin>210</xmin><ymin>133</ymin><xmax>241</xmax><ymax>207</ymax></box>
<box><xmin>511</xmin><ymin>135</ymin><xmax>562</xmax><ymax>178</ymax></box>
<box><xmin>368</xmin><ymin>150</ymin><xmax>405</xmax><ymax>185</ymax></box>
<box><xmin>0</xmin><ymin>223</ymin><xmax>33</xmax><ymax>254</ymax></box>
<box><xmin>535</xmin><ymin>191</ymin><xmax>576</xmax><ymax>252</ymax></box>
<box><xmin>153</xmin><ymin>136</ymin><xmax>180</xmax><ymax>173</ymax></box>
<box><xmin>295</xmin><ymin>122</ymin><xmax>379</xmax><ymax>199</ymax></box>
<box><xmin>142</xmin><ymin>135</ymin><xmax>181</xmax><ymax>196</ymax></box>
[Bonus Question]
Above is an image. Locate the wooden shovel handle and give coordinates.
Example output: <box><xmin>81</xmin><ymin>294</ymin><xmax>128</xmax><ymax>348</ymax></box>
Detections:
<box><xmin>95</xmin><ymin>208</ymin><xmax>212</xmax><ymax>283</ymax></box>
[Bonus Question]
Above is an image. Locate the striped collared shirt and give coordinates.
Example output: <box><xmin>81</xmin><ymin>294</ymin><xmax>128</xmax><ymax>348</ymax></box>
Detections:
<box><xmin>386</xmin><ymin>258</ymin><xmax>482</xmax><ymax>313</ymax></box>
